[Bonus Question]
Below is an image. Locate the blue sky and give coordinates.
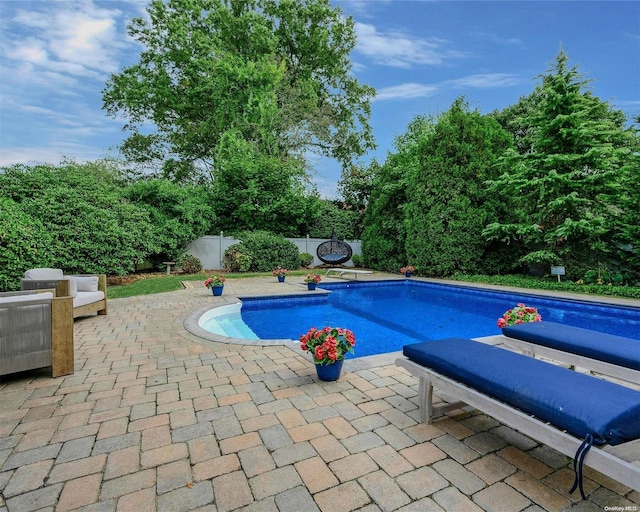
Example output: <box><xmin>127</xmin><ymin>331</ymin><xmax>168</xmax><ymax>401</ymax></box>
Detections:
<box><xmin>1</xmin><ymin>1</ymin><xmax>638</xmax><ymax>198</ymax></box>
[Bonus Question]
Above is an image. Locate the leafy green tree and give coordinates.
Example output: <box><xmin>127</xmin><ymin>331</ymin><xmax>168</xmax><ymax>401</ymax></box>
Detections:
<box><xmin>209</xmin><ymin>130</ymin><xmax>314</xmax><ymax>235</ymax></box>
<box><xmin>362</xmin><ymin>116</ymin><xmax>436</xmax><ymax>271</ymax></box>
<box><xmin>337</xmin><ymin>162</ymin><xmax>376</xmax><ymax>238</ymax></box>
<box><xmin>102</xmin><ymin>0</ymin><xmax>375</xmax><ymax>181</ymax></box>
<box><xmin>307</xmin><ymin>199</ymin><xmax>360</xmax><ymax>240</ymax></box>
<box><xmin>491</xmin><ymin>90</ymin><xmax>542</xmax><ymax>155</ymax></box>
<box><xmin>404</xmin><ymin>98</ymin><xmax>512</xmax><ymax>276</ymax></box>
<box><xmin>610</xmin><ymin>120</ymin><xmax>640</xmax><ymax>282</ymax></box>
<box><xmin>484</xmin><ymin>50</ymin><xmax>636</xmax><ymax>277</ymax></box>
<box><xmin>124</xmin><ymin>179</ymin><xmax>217</xmax><ymax>266</ymax></box>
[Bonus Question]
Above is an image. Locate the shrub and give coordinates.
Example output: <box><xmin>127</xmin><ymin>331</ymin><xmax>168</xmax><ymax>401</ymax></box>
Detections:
<box><xmin>578</xmin><ymin>268</ymin><xmax>625</xmax><ymax>286</ymax></box>
<box><xmin>351</xmin><ymin>254</ymin><xmax>363</xmax><ymax>267</ymax></box>
<box><xmin>0</xmin><ymin>197</ymin><xmax>54</xmax><ymax>291</ymax></box>
<box><xmin>0</xmin><ymin>162</ymin><xmax>157</xmax><ymax>278</ymax></box>
<box><xmin>181</xmin><ymin>254</ymin><xmax>203</xmax><ymax>274</ymax></box>
<box><xmin>124</xmin><ymin>179</ymin><xmax>216</xmax><ymax>266</ymax></box>
<box><xmin>231</xmin><ymin>231</ymin><xmax>299</xmax><ymax>272</ymax></box>
<box><xmin>300</xmin><ymin>253</ymin><xmax>314</xmax><ymax>268</ymax></box>
<box><xmin>223</xmin><ymin>243</ymin><xmax>253</xmax><ymax>272</ymax></box>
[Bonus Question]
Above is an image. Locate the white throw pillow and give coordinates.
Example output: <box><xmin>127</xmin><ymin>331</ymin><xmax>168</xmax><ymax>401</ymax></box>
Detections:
<box><xmin>73</xmin><ymin>276</ymin><xmax>99</xmax><ymax>292</ymax></box>
<box><xmin>24</xmin><ymin>268</ymin><xmax>64</xmax><ymax>280</ymax></box>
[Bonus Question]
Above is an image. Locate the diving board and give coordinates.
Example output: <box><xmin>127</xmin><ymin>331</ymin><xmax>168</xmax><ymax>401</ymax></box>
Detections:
<box><xmin>325</xmin><ymin>268</ymin><xmax>373</xmax><ymax>279</ymax></box>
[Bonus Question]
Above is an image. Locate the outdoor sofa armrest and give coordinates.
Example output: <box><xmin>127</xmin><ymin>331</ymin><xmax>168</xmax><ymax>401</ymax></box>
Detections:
<box><xmin>0</xmin><ymin>290</ymin><xmax>74</xmax><ymax>377</ymax></box>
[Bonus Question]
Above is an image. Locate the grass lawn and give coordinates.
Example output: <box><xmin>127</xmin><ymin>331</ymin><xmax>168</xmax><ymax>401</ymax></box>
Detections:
<box><xmin>107</xmin><ymin>270</ymin><xmax>640</xmax><ymax>301</ymax></box>
<box><xmin>107</xmin><ymin>270</ymin><xmax>312</xmax><ymax>299</ymax></box>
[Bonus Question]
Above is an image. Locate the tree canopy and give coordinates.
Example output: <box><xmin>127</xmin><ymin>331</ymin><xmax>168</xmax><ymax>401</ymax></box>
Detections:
<box><xmin>484</xmin><ymin>50</ymin><xmax>638</xmax><ymax>277</ymax></box>
<box><xmin>404</xmin><ymin>98</ymin><xmax>512</xmax><ymax>276</ymax></box>
<box><xmin>102</xmin><ymin>0</ymin><xmax>375</xmax><ymax>183</ymax></box>
<box><xmin>361</xmin><ymin>50</ymin><xmax>638</xmax><ymax>282</ymax></box>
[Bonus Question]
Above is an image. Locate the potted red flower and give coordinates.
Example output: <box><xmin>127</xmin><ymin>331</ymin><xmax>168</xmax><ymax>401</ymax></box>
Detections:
<box><xmin>272</xmin><ymin>267</ymin><xmax>289</xmax><ymax>282</ymax></box>
<box><xmin>304</xmin><ymin>273</ymin><xmax>321</xmax><ymax>290</ymax></box>
<box><xmin>400</xmin><ymin>265</ymin><xmax>415</xmax><ymax>277</ymax></box>
<box><xmin>300</xmin><ymin>326</ymin><xmax>356</xmax><ymax>381</ymax></box>
<box><xmin>204</xmin><ymin>274</ymin><xmax>226</xmax><ymax>296</ymax></box>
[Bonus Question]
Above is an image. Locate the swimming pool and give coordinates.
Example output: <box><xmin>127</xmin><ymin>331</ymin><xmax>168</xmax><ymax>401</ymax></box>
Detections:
<box><xmin>237</xmin><ymin>281</ymin><xmax>640</xmax><ymax>358</ymax></box>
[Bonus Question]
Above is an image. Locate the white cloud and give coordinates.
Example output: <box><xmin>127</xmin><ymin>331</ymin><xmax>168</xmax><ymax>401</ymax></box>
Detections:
<box><xmin>0</xmin><ymin>144</ymin><xmax>113</xmax><ymax>168</ymax></box>
<box><xmin>3</xmin><ymin>1</ymin><xmax>135</xmax><ymax>86</ymax></box>
<box><xmin>446</xmin><ymin>73</ymin><xmax>520</xmax><ymax>89</ymax></box>
<box><xmin>473</xmin><ymin>32</ymin><xmax>523</xmax><ymax>46</ymax></box>
<box><xmin>374</xmin><ymin>83</ymin><xmax>438</xmax><ymax>101</ymax></box>
<box><xmin>337</xmin><ymin>0</ymin><xmax>394</xmax><ymax>19</ymax></box>
<box><xmin>355</xmin><ymin>22</ymin><xmax>465</xmax><ymax>68</ymax></box>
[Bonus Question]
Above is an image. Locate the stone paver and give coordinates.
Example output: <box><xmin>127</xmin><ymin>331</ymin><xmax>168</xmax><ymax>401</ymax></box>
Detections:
<box><xmin>0</xmin><ymin>275</ymin><xmax>637</xmax><ymax>512</ymax></box>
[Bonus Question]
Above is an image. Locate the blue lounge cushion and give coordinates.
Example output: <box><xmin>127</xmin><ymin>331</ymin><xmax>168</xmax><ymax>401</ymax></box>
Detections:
<box><xmin>402</xmin><ymin>338</ymin><xmax>640</xmax><ymax>446</ymax></box>
<box><xmin>502</xmin><ymin>321</ymin><xmax>640</xmax><ymax>371</ymax></box>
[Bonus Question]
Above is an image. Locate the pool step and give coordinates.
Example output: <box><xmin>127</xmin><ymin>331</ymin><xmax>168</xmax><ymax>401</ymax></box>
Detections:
<box><xmin>212</xmin><ymin>314</ymin><xmax>259</xmax><ymax>339</ymax></box>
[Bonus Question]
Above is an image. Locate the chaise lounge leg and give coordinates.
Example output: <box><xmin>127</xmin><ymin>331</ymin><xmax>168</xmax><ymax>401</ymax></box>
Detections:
<box><xmin>418</xmin><ymin>377</ymin><xmax>434</xmax><ymax>423</ymax></box>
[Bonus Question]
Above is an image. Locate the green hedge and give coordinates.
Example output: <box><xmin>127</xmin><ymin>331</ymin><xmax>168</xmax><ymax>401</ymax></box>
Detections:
<box><xmin>452</xmin><ymin>273</ymin><xmax>640</xmax><ymax>300</ymax></box>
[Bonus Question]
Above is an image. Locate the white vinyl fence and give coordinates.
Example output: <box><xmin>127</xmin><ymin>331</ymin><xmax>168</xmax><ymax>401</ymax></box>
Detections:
<box><xmin>185</xmin><ymin>232</ymin><xmax>362</xmax><ymax>270</ymax></box>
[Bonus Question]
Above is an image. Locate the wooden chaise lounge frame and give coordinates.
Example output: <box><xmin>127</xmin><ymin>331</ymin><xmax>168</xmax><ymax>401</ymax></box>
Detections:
<box><xmin>395</xmin><ymin>357</ymin><xmax>640</xmax><ymax>492</ymax></box>
<box><xmin>55</xmin><ymin>275</ymin><xmax>108</xmax><ymax>318</ymax></box>
<box><xmin>498</xmin><ymin>335</ymin><xmax>640</xmax><ymax>385</ymax></box>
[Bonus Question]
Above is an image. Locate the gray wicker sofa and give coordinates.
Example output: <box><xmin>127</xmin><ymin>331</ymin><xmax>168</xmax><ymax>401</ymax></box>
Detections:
<box><xmin>0</xmin><ymin>289</ymin><xmax>74</xmax><ymax>377</ymax></box>
<box><xmin>21</xmin><ymin>268</ymin><xmax>107</xmax><ymax>318</ymax></box>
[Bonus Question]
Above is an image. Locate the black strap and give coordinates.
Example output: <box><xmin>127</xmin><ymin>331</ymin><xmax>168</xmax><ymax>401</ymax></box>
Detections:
<box><xmin>570</xmin><ymin>433</ymin><xmax>594</xmax><ymax>500</ymax></box>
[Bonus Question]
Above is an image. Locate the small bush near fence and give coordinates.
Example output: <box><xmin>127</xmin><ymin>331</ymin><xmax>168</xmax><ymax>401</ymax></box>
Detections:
<box><xmin>223</xmin><ymin>244</ymin><xmax>253</xmax><ymax>272</ymax></box>
<box><xmin>180</xmin><ymin>254</ymin><xmax>203</xmax><ymax>274</ymax></box>
<box><xmin>299</xmin><ymin>253</ymin><xmax>314</xmax><ymax>268</ymax></box>
<box><xmin>224</xmin><ymin>231</ymin><xmax>300</xmax><ymax>272</ymax></box>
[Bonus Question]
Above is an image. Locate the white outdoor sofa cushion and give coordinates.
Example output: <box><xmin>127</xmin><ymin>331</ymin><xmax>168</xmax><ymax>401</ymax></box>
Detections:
<box><xmin>22</xmin><ymin>268</ymin><xmax>107</xmax><ymax>318</ymax></box>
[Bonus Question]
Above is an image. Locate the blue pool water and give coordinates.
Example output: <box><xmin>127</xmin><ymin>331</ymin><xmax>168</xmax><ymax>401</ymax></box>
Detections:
<box><xmin>240</xmin><ymin>281</ymin><xmax>640</xmax><ymax>358</ymax></box>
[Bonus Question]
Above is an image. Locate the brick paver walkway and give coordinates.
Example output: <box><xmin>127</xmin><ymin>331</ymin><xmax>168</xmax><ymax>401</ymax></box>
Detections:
<box><xmin>1</xmin><ymin>275</ymin><xmax>638</xmax><ymax>511</ymax></box>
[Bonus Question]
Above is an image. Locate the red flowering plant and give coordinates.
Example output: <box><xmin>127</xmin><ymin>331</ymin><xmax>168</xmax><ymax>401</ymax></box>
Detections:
<box><xmin>300</xmin><ymin>327</ymin><xmax>356</xmax><ymax>365</ymax></box>
<box><xmin>204</xmin><ymin>274</ymin><xmax>225</xmax><ymax>288</ymax></box>
<box><xmin>272</xmin><ymin>267</ymin><xmax>289</xmax><ymax>277</ymax></box>
<box><xmin>304</xmin><ymin>273</ymin><xmax>322</xmax><ymax>284</ymax></box>
<box><xmin>497</xmin><ymin>303</ymin><xmax>542</xmax><ymax>328</ymax></box>
<box><xmin>400</xmin><ymin>266</ymin><xmax>415</xmax><ymax>274</ymax></box>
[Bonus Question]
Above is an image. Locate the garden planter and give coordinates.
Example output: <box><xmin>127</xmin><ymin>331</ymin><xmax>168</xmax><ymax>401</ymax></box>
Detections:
<box><xmin>211</xmin><ymin>285</ymin><xmax>224</xmax><ymax>296</ymax></box>
<box><xmin>307</xmin><ymin>283</ymin><xmax>317</xmax><ymax>291</ymax></box>
<box><xmin>277</xmin><ymin>276</ymin><xmax>285</xmax><ymax>282</ymax></box>
<box><xmin>315</xmin><ymin>359</ymin><xmax>344</xmax><ymax>381</ymax></box>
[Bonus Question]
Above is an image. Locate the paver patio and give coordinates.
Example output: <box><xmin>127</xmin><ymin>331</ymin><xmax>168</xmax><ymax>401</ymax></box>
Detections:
<box><xmin>1</xmin><ymin>275</ymin><xmax>638</xmax><ymax>512</ymax></box>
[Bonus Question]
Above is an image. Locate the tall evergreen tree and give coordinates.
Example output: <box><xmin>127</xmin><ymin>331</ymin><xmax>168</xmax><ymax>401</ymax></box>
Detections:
<box><xmin>484</xmin><ymin>50</ymin><xmax>636</xmax><ymax>277</ymax></box>
<box><xmin>404</xmin><ymin>98</ymin><xmax>511</xmax><ymax>276</ymax></box>
<box><xmin>361</xmin><ymin>116</ymin><xmax>434</xmax><ymax>271</ymax></box>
